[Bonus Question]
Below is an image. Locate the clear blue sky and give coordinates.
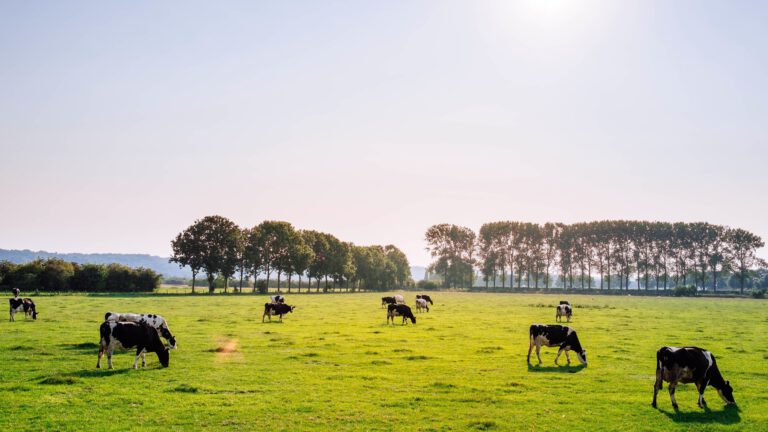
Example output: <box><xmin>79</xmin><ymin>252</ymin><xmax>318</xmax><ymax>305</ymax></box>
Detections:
<box><xmin>1</xmin><ymin>0</ymin><xmax>766</xmax><ymax>266</ymax></box>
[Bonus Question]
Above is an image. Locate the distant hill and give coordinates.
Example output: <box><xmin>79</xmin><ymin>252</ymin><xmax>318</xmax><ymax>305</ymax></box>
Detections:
<box><xmin>0</xmin><ymin>249</ymin><xmax>190</xmax><ymax>278</ymax></box>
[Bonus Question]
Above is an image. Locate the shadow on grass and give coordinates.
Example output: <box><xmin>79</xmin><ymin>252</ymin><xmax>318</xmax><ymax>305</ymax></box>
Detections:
<box><xmin>527</xmin><ymin>363</ymin><xmax>586</xmax><ymax>374</ymax></box>
<box><xmin>658</xmin><ymin>404</ymin><xmax>741</xmax><ymax>425</ymax></box>
<box><xmin>68</xmin><ymin>368</ymin><xmax>133</xmax><ymax>378</ymax></box>
<box><xmin>63</xmin><ymin>342</ymin><xmax>100</xmax><ymax>351</ymax></box>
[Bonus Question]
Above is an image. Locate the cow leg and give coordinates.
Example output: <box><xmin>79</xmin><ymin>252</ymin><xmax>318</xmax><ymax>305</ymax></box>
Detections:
<box><xmin>141</xmin><ymin>350</ymin><xmax>146</xmax><ymax>367</ymax></box>
<box><xmin>564</xmin><ymin>349</ymin><xmax>571</xmax><ymax>365</ymax></box>
<box><xmin>696</xmin><ymin>381</ymin><xmax>708</xmax><ymax>408</ymax></box>
<box><xmin>669</xmin><ymin>383</ymin><xmax>678</xmax><ymax>410</ymax></box>
<box><xmin>107</xmin><ymin>349</ymin><xmax>114</xmax><ymax>370</ymax></box>
<box><xmin>133</xmin><ymin>347</ymin><xmax>144</xmax><ymax>369</ymax></box>
<box><xmin>652</xmin><ymin>371</ymin><xmax>663</xmax><ymax>408</ymax></box>
<box><xmin>279</xmin><ymin>314</ymin><xmax>283</xmax><ymax>322</ymax></box>
<box><xmin>554</xmin><ymin>347</ymin><xmax>563</xmax><ymax>365</ymax></box>
<box><xmin>536</xmin><ymin>344</ymin><xmax>543</xmax><ymax>365</ymax></box>
<box><xmin>527</xmin><ymin>338</ymin><xmax>533</xmax><ymax>363</ymax></box>
<box><xmin>97</xmin><ymin>345</ymin><xmax>105</xmax><ymax>368</ymax></box>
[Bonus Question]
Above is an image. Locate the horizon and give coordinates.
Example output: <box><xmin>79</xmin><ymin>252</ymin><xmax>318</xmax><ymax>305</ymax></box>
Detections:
<box><xmin>2</xmin><ymin>1</ymin><xmax>767</xmax><ymax>266</ymax></box>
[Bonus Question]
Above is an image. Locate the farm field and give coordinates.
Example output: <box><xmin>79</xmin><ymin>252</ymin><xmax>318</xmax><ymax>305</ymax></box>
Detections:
<box><xmin>1</xmin><ymin>292</ymin><xmax>766</xmax><ymax>431</ymax></box>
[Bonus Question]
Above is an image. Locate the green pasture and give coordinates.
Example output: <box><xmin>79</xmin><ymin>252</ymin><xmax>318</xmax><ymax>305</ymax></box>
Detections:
<box><xmin>1</xmin><ymin>293</ymin><xmax>765</xmax><ymax>431</ymax></box>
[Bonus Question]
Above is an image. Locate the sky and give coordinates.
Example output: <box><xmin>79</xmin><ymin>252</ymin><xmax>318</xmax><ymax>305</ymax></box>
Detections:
<box><xmin>1</xmin><ymin>0</ymin><xmax>767</xmax><ymax>267</ymax></box>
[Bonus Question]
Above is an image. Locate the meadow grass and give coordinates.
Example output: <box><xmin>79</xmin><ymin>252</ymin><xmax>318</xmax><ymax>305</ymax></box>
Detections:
<box><xmin>0</xmin><ymin>292</ymin><xmax>765</xmax><ymax>431</ymax></box>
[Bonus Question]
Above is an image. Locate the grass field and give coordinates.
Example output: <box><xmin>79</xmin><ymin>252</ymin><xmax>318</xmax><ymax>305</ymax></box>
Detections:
<box><xmin>1</xmin><ymin>292</ymin><xmax>765</xmax><ymax>431</ymax></box>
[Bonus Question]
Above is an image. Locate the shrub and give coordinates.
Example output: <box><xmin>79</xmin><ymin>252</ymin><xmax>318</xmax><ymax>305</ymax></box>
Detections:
<box><xmin>673</xmin><ymin>285</ymin><xmax>698</xmax><ymax>297</ymax></box>
<box><xmin>751</xmin><ymin>288</ymin><xmax>767</xmax><ymax>299</ymax></box>
<box><xmin>416</xmin><ymin>280</ymin><xmax>439</xmax><ymax>291</ymax></box>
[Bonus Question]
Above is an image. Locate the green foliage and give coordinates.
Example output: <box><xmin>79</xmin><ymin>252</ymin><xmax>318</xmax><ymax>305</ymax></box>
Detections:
<box><xmin>751</xmin><ymin>288</ymin><xmax>766</xmax><ymax>299</ymax></box>
<box><xmin>416</xmin><ymin>279</ymin><xmax>439</xmax><ymax>291</ymax></box>
<box><xmin>673</xmin><ymin>285</ymin><xmax>698</xmax><ymax>297</ymax></box>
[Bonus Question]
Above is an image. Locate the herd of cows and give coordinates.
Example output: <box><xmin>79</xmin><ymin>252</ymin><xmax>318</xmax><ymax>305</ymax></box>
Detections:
<box><xmin>7</xmin><ymin>288</ymin><xmax>737</xmax><ymax>411</ymax></box>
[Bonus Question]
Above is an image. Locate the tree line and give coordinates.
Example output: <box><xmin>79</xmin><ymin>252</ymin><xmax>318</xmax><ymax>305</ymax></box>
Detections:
<box><xmin>0</xmin><ymin>259</ymin><xmax>160</xmax><ymax>293</ymax></box>
<box><xmin>426</xmin><ymin>221</ymin><xmax>766</xmax><ymax>293</ymax></box>
<box><xmin>169</xmin><ymin>216</ymin><xmax>412</xmax><ymax>293</ymax></box>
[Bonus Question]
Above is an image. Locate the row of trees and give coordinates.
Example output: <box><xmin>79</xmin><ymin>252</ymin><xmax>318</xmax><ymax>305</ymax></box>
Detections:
<box><xmin>170</xmin><ymin>216</ymin><xmax>412</xmax><ymax>293</ymax></box>
<box><xmin>0</xmin><ymin>259</ymin><xmax>160</xmax><ymax>292</ymax></box>
<box><xmin>426</xmin><ymin>221</ymin><xmax>765</xmax><ymax>293</ymax></box>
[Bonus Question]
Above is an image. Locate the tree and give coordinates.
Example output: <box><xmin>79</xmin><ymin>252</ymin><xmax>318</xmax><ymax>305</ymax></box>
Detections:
<box><xmin>725</xmin><ymin>228</ymin><xmax>764</xmax><ymax>293</ymax></box>
<box><xmin>425</xmin><ymin>224</ymin><xmax>476</xmax><ymax>288</ymax></box>
<box><xmin>256</xmin><ymin>221</ymin><xmax>297</xmax><ymax>292</ymax></box>
<box><xmin>170</xmin><ymin>227</ymin><xmax>205</xmax><ymax>294</ymax></box>
<box><xmin>384</xmin><ymin>245</ymin><xmax>411</xmax><ymax>288</ymax></box>
<box><xmin>39</xmin><ymin>258</ymin><xmax>75</xmax><ymax>291</ymax></box>
<box><xmin>173</xmin><ymin>215</ymin><xmax>241</xmax><ymax>293</ymax></box>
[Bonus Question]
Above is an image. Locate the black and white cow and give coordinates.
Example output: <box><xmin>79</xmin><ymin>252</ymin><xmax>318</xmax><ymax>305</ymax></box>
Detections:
<box><xmin>262</xmin><ymin>303</ymin><xmax>295</xmax><ymax>322</ymax></box>
<box><xmin>9</xmin><ymin>297</ymin><xmax>37</xmax><ymax>321</ymax></box>
<box><xmin>415</xmin><ymin>298</ymin><xmax>429</xmax><ymax>313</ymax></box>
<box><xmin>394</xmin><ymin>294</ymin><xmax>405</xmax><ymax>305</ymax></box>
<box><xmin>105</xmin><ymin>312</ymin><xmax>177</xmax><ymax>349</ymax></box>
<box><xmin>387</xmin><ymin>304</ymin><xmax>416</xmax><ymax>325</ymax></box>
<box><xmin>97</xmin><ymin>321</ymin><xmax>170</xmax><ymax>369</ymax></box>
<box><xmin>381</xmin><ymin>296</ymin><xmax>396</xmax><ymax>307</ymax></box>
<box><xmin>652</xmin><ymin>346</ymin><xmax>736</xmax><ymax>410</ymax></box>
<box><xmin>270</xmin><ymin>295</ymin><xmax>285</xmax><ymax>304</ymax></box>
<box><xmin>556</xmin><ymin>304</ymin><xmax>572</xmax><ymax>323</ymax></box>
<box><xmin>527</xmin><ymin>324</ymin><xmax>587</xmax><ymax>365</ymax></box>
<box><xmin>11</xmin><ymin>287</ymin><xmax>20</xmax><ymax>298</ymax></box>
<box><xmin>416</xmin><ymin>294</ymin><xmax>434</xmax><ymax>305</ymax></box>
<box><xmin>559</xmin><ymin>300</ymin><xmax>570</xmax><ymax>305</ymax></box>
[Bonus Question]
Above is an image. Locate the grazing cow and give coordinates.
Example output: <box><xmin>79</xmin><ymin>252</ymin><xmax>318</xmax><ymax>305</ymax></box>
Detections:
<box><xmin>262</xmin><ymin>303</ymin><xmax>295</xmax><ymax>322</ymax></box>
<box><xmin>387</xmin><ymin>304</ymin><xmax>416</xmax><ymax>325</ymax></box>
<box><xmin>527</xmin><ymin>324</ymin><xmax>587</xmax><ymax>366</ymax></box>
<box><xmin>394</xmin><ymin>294</ymin><xmax>405</xmax><ymax>305</ymax></box>
<box><xmin>416</xmin><ymin>294</ymin><xmax>434</xmax><ymax>305</ymax></box>
<box><xmin>97</xmin><ymin>321</ymin><xmax>169</xmax><ymax>369</ymax></box>
<box><xmin>270</xmin><ymin>295</ymin><xmax>285</xmax><ymax>304</ymax></box>
<box><xmin>11</xmin><ymin>287</ymin><xmax>20</xmax><ymax>298</ymax></box>
<box><xmin>9</xmin><ymin>298</ymin><xmax>37</xmax><ymax>321</ymax></box>
<box><xmin>415</xmin><ymin>298</ymin><xmax>429</xmax><ymax>313</ymax></box>
<box><xmin>381</xmin><ymin>296</ymin><xmax>396</xmax><ymax>308</ymax></box>
<box><xmin>652</xmin><ymin>346</ymin><xmax>735</xmax><ymax>410</ymax></box>
<box><xmin>104</xmin><ymin>312</ymin><xmax>177</xmax><ymax>349</ymax></box>
<box><xmin>559</xmin><ymin>300</ymin><xmax>570</xmax><ymax>305</ymax></box>
<box><xmin>556</xmin><ymin>304</ymin><xmax>572</xmax><ymax>323</ymax></box>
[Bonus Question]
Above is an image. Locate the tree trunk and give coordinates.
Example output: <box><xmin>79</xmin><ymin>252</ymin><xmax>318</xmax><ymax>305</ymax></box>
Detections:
<box><xmin>288</xmin><ymin>274</ymin><xmax>292</xmax><ymax>293</ymax></box>
<box><xmin>207</xmin><ymin>272</ymin><xmax>215</xmax><ymax>294</ymax></box>
<box><xmin>191</xmin><ymin>272</ymin><xmax>197</xmax><ymax>294</ymax></box>
<box><xmin>277</xmin><ymin>271</ymin><xmax>282</xmax><ymax>293</ymax></box>
<box><xmin>223</xmin><ymin>277</ymin><xmax>228</xmax><ymax>293</ymax></box>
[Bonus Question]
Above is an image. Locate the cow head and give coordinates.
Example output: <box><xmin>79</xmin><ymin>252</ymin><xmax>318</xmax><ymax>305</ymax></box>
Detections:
<box><xmin>410</xmin><ymin>316</ymin><xmax>416</xmax><ymax>324</ymax></box>
<box><xmin>577</xmin><ymin>350</ymin><xmax>587</xmax><ymax>365</ymax></box>
<box><xmin>718</xmin><ymin>381</ymin><xmax>736</xmax><ymax>405</ymax></box>
<box><xmin>160</xmin><ymin>326</ymin><xmax>177</xmax><ymax>349</ymax></box>
<box><xmin>289</xmin><ymin>305</ymin><xmax>296</xmax><ymax>313</ymax></box>
<box><xmin>156</xmin><ymin>347</ymin><xmax>170</xmax><ymax>367</ymax></box>
<box><xmin>32</xmin><ymin>310</ymin><xmax>38</xmax><ymax>320</ymax></box>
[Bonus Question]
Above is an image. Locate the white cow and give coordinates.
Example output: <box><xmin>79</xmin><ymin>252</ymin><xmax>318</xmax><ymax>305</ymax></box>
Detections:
<box><xmin>415</xmin><ymin>298</ymin><xmax>429</xmax><ymax>313</ymax></box>
<box><xmin>394</xmin><ymin>294</ymin><xmax>405</xmax><ymax>305</ymax></box>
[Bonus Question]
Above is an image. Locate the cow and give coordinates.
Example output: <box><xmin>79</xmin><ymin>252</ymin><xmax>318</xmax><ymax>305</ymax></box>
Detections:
<box><xmin>9</xmin><ymin>298</ymin><xmax>37</xmax><ymax>321</ymax></box>
<box><xmin>527</xmin><ymin>324</ymin><xmax>587</xmax><ymax>366</ymax></box>
<box><xmin>262</xmin><ymin>303</ymin><xmax>295</xmax><ymax>322</ymax></box>
<box><xmin>652</xmin><ymin>346</ymin><xmax>736</xmax><ymax>410</ymax></box>
<box><xmin>394</xmin><ymin>294</ymin><xmax>405</xmax><ymax>305</ymax></box>
<box><xmin>556</xmin><ymin>304</ymin><xmax>572</xmax><ymax>323</ymax></box>
<box><xmin>381</xmin><ymin>296</ymin><xmax>396</xmax><ymax>308</ymax></box>
<box><xmin>387</xmin><ymin>304</ymin><xmax>416</xmax><ymax>325</ymax></box>
<box><xmin>97</xmin><ymin>321</ymin><xmax>170</xmax><ymax>369</ymax></box>
<box><xmin>11</xmin><ymin>287</ymin><xmax>20</xmax><ymax>298</ymax></box>
<box><xmin>415</xmin><ymin>298</ymin><xmax>429</xmax><ymax>313</ymax></box>
<box><xmin>559</xmin><ymin>300</ymin><xmax>570</xmax><ymax>305</ymax></box>
<box><xmin>270</xmin><ymin>295</ymin><xmax>285</xmax><ymax>304</ymax></box>
<box><xmin>416</xmin><ymin>294</ymin><xmax>434</xmax><ymax>305</ymax></box>
<box><xmin>105</xmin><ymin>312</ymin><xmax>177</xmax><ymax>349</ymax></box>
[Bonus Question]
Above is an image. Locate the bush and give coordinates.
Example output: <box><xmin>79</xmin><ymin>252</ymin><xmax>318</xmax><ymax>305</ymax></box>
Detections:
<box><xmin>416</xmin><ymin>280</ymin><xmax>439</xmax><ymax>291</ymax></box>
<box><xmin>751</xmin><ymin>288</ymin><xmax>767</xmax><ymax>299</ymax></box>
<box><xmin>673</xmin><ymin>285</ymin><xmax>698</xmax><ymax>297</ymax></box>
<box><xmin>256</xmin><ymin>279</ymin><xmax>268</xmax><ymax>294</ymax></box>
